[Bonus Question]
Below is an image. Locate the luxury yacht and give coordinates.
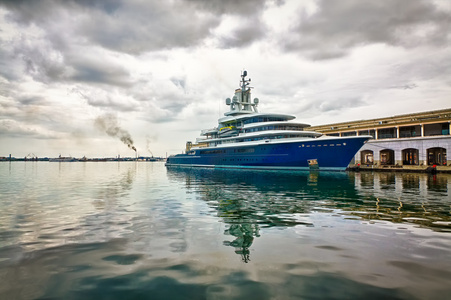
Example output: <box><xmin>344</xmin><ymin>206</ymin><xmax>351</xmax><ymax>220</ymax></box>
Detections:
<box><xmin>166</xmin><ymin>71</ymin><xmax>370</xmax><ymax>171</ymax></box>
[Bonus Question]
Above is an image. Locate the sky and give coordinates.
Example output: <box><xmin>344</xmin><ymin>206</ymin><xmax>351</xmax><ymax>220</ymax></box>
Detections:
<box><xmin>1</xmin><ymin>0</ymin><xmax>450</xmax><ymax>158</ymax></box>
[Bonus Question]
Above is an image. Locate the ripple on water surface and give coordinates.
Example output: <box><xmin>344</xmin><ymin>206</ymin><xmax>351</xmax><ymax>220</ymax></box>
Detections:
<box><xmin>0</xmin><ymin>163</ymin><xmax>450</xmax><ymax>299</ymax></box>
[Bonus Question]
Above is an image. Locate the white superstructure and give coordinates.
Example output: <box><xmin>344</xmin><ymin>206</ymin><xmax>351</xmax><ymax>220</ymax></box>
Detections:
<box><xmin>191</xmin><ymin>71</ymin><xmax>321</xmax><ymax>149</ymax></box>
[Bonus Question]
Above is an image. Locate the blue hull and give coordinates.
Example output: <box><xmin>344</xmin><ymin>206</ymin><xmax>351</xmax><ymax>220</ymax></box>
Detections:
<box><xmin>166</xmin><ymin>136</ymin><xmax>369</xmax><ymax>171</ymax></box>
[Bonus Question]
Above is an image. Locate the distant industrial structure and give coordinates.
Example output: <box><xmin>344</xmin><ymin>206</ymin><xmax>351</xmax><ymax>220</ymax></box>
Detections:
<box><xmin>307</xmin><ymin>108</ymin><xmax>451</xmax><ymax>172</ymax></box>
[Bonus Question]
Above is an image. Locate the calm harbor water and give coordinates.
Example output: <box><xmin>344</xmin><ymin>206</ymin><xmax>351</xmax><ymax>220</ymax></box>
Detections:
<box><xmin>0</xmin><ymin>162</ymin><xmax>450</xmax><ymax>300</ymax></box>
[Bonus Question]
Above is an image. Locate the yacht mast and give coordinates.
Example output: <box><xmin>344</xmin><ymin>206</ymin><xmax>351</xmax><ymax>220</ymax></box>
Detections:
<box><xmin>225</xmin><ymin>70</ymin><xmax>258</xmax><ymax>115</ymax></box>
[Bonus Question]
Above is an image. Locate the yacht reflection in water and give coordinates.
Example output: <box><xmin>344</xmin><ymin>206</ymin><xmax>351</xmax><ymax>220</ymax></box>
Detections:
<box><xmin>224</xmin><ymin>223</ymin><xmax>260</xmax><ymax>263</ymax></box>
<box><xmin>168</xmin><ymin>168</ymin><xmax>451</xmax><ymax>261</ymax></box>
<box><xmin>167</xmin><ymin>168</ymin><xmax>358</xmax><ymax>262</ymax></box>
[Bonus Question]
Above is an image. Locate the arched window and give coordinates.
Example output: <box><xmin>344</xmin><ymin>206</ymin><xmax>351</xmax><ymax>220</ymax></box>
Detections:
<box><xmin>380</xmin><ymin>149</ymin><xmax>395</xmax><ymax>165</ymax></box>
<box><xmin>402</xmin><ymin>148</ymin><xmax>419</xmax><ymax>165</ymax></box>
<box><xmin>360</xmin><ymin>150</ymin><xmax>374</xmax><ymax>165</ymax></box>
<box><xmin>427</xmin><ymin>147</ymin><xmax>447</xmax><ymax>165</ymax></box>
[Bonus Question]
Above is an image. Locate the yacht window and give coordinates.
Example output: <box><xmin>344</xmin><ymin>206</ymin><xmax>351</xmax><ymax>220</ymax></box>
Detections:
<box><xmin>235</xmin><ymin>148</ymin><xmax>255</xmax><ymax>153</ymax></box>
<box><xmin>200</xmin><ymin>149</ymin><xmax>225</xmax><ymax>154</ymax></box>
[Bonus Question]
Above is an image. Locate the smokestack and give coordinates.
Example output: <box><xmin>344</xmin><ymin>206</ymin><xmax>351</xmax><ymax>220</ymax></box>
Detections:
<box><xmin>95</xmin><ymin>113</ymin><xmax>138</xmax><ymax>153</ymax></box>
<box><xmin>146</xmin><ymin>137</ymin><xmax>154</xmax><ymax>157</ymax></box>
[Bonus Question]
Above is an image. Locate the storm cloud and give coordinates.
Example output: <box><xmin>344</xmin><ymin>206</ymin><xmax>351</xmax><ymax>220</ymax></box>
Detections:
<box><xmin>283</xmin><ymin>0</ymin><xmax>451</xmax><ymax>59</ymax></box>
<box><xmin>1</xmin><ymin>0</ymin><xmax>268</xmax><ymax>54</ymax></box>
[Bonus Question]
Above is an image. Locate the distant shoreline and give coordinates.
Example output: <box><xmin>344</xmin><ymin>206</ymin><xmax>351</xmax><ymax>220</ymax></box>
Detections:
<box><xmin>0</xmin><ymin>157</ymin><xmax>165</xmax><ymax>162</ymax></box>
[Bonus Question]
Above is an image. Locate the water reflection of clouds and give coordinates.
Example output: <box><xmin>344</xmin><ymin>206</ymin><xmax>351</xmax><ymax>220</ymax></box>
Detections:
<box><xmin>168</xmin><ymin>168</ymin><xmax>451</xmax><ymax>264</ymax></box>
<box><xmin>5</xmin><ymin>162</ymin><xmax>140</xmax><ymax>253</ymax></box>
<box><xmin>91</xmin><ymin>164</ymin><xmax>136</xmax><ymax>210</ymax></box>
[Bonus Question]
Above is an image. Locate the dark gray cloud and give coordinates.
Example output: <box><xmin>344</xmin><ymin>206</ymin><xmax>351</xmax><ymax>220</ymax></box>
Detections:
<box><xmin>0</xmin><ymin>0</ymin><xmax>268</xmax><ymax>55</ymax></box>
<box><xmin>186</xmin><ymin>0</ymin><xmax>270</xmax><ymax>15</ymax></box>
<box><xmin>79</xmin><ymin>6</ymin><xmax>216</xmax><ymax>53</ymax></box>
<box><xmin>80</xmin><ymin>0</ymin><xmax>270</xmax><ymax>52</ymax></box>
<box><xmin>0</xmin><ymin>0</ymin><xmax>269</xmax><ymax>96</ymax></box>
<box><xmin>16</xmin><ymin>95</ymin><xmax>48</xmax><ymax>106</ymax></box>
<box><xmin>11</xmin><ymin>37</ymin><xmax>67</xmax><ymax>83</ymax></box>
<box><xmin>8</xmin><ymin>36</ymin><xmax>131</xmax><ymax>86</ymax></box>
<box><xmin>0</xmin><ymin>46</ymin><xmax>21</xmax><ymax>81</ymax></box>
<box><xmin>69</xmin><ymin>56</ymin><xmax>131</xmax><ymax>87</ymax></box>
<box><xmin>218</xmin><ymin>17</ymin><xmax>267</xmax><ymax>48</ymax></box>
<box><xmin>0</xmin><ymin>0</ymin><xmax>122</xmax><ymax>25</ymax></box>
<box><xmin>283</xmin><ymin>0</ymin><xmax>451</xmax><ymax>59</ymax></box>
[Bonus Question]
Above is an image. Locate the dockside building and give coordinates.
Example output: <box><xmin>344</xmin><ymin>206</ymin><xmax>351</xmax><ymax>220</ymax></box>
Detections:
<box><xmin>307</xmin><ymin>108</ymin><xmax>451</xmax><ymax>171</ymax></box>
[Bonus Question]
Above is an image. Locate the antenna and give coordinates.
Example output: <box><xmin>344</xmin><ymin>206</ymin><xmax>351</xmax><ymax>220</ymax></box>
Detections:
<box><xmin>241</xmin><ymin>70</ymin><xmax>250</xmax><ymax>91</ymax></box>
